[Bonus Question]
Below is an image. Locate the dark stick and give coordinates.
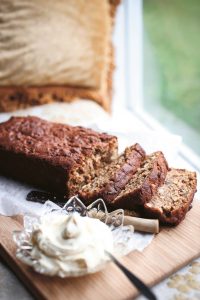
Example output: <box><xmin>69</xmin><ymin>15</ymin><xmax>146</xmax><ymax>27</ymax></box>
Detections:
<box><xmin>26</xmin><ymin>190</ymin><xmax>66</xmax><ymax>206</ymax></box>
<box><xmin>106</xmin><ymin>251</ymin><xmax>157</xmax><ymax>300</ymax></box>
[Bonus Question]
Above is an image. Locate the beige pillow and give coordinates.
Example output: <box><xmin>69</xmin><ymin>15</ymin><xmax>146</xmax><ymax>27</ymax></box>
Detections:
<box><xmin>0</xmin><ymin>0</ymin><xmax>120</xmax><ymax>112</ymax></box>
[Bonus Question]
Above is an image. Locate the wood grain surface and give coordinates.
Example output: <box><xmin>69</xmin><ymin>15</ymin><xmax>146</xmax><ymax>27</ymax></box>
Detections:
<box><xmin>0</xmin><ymin>200</ymin><xmax>200</xmax><ymax>300</ymax></box>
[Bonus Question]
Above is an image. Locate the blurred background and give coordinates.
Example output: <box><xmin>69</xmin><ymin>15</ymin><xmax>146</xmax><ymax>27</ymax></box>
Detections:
<box><xmin>144</xmin><ymin>0</ymin><xmax>200</xmax><ymax>155</ymax></box>
<box><xmin>114</xmin><ymin>0</ymin><xmax>200</xmax><ymax>163</ymax></box>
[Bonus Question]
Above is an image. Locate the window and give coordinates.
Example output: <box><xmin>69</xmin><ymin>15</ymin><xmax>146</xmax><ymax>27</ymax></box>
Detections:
<box><xmin>121</xmin><ymin>0</ymin><xmax>200</xmax><ymax>171</ymax></box>
<box><xmin>143</xmin><ymin>0</ymin><xmax>200</xmax><ymax>154</ymax></box>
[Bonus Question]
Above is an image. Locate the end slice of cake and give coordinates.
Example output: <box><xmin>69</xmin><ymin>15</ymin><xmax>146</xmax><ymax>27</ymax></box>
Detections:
<box><xmin>78</xmin><ymin>143</ymin><xmax>146</xmax><ymax>204</ymax></box>
<box><xmin>143</xmin><ymin>169</ymin><xmax>197</xmax><ymax>225</ymax></box>
<box><xmin>110</xmin><ymin>151</ymin><xmax>169</xmax><ymax>209</ymax></box>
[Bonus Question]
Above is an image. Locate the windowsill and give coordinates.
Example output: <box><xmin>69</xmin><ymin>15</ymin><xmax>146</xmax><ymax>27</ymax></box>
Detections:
<box><xmin>134</xmin><ymin>107</ymin><xmax>200</xmax><ymax>172</ymax></box>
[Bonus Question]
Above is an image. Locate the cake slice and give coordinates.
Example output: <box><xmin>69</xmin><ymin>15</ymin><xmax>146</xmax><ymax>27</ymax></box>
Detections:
<box><xmin>0</xmin><ymin>116</ymin><xmax>118</xmax><ymax>196</ymax></box>
<box><xmin>109</xmin><ymin>151</ymin><xmax>169</xmax><ymax>209</ymax></box>
<box><xmin>78</xmin><ymin>144</ymin><xmax>146</xmax><ymax>204</ymax></box>
<box><xmin>143</xmin><ymin>169</ymin><xmax>197</xmax><ymax>225</ymax></box>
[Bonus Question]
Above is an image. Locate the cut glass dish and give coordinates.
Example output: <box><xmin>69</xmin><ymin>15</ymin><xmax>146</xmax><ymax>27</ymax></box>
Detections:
<box><xmin>13</xmin><ymin>196</ymin><xmax>135</xmax><ymax>277</ymax></box>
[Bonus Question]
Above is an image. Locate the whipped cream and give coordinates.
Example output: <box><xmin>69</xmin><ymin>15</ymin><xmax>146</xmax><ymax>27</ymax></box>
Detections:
<box><xmin>30</xmin><ymin>213</ymin><xmax>113</xmax><ymax>276</ymax></box>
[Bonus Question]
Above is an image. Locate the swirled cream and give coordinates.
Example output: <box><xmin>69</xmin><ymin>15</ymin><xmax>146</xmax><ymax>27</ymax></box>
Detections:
<box><xmin>30</xmin><ymin>213</ymin><xmax>113</xmax><ymax>276</ymax></box>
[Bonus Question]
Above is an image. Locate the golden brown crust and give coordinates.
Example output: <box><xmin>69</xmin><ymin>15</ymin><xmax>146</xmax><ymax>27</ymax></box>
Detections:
<box><xmin>0</xmin><ymin>0</ymin><xmax>121</xmax><ymax>113</ymax></box>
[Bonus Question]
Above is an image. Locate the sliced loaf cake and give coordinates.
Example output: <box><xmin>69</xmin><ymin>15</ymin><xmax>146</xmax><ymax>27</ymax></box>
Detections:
<box><xmin>0</xmin><ymin>116</ymin><xmax>118</xmax><ymax>196</ymax></box>
<box><xmin>78</xmin><ymin>143</ymin><xmax>146</xmax><ymax>204</ymax></box>
<box><xmin>143</xmin><ymin>169</ymin><xmax>197</xmax><ymax>225</ymax></box>
<box><xmin>109</xmin><ymin>151</ymin><xmax>169</xmax><ymax>209</ymax></box>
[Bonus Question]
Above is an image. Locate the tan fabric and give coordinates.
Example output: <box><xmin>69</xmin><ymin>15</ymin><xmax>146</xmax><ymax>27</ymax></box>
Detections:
<box><xmin>0</xmin><ymin>0</ymin><xmax>111</xmax><ymax>88</ymax></box>
<box><xmin>0</xmin><ymin>0</ymin><xmax>120</xmax><ymax>112</ymax></box>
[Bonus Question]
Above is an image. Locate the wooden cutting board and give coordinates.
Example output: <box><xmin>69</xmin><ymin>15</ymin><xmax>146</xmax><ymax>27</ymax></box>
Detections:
<box><xmin>1</xmin><ymin>200</ymin><xmax>200</xmax><ymax>300</ymax></box>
